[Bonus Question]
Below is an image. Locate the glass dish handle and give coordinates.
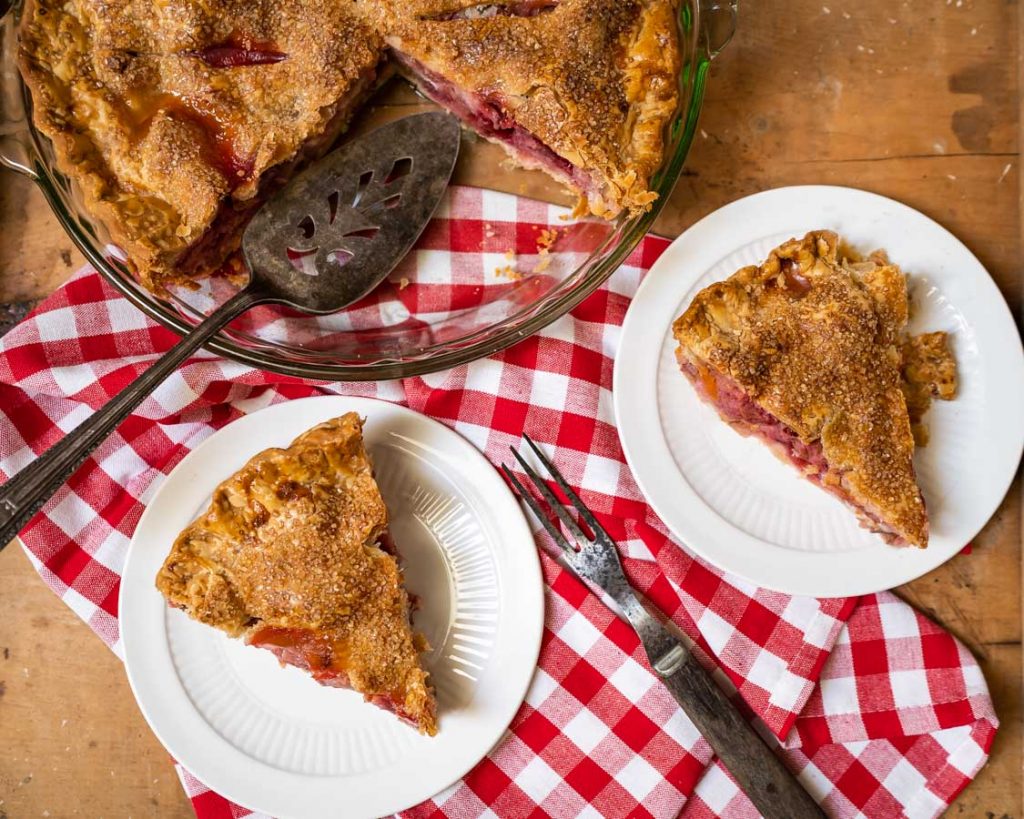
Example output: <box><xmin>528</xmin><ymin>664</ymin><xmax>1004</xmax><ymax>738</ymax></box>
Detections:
<box><xmin>700</xmin><ymin>0</ymin><xmax>738</xmax><ymax>60</ymax></box>
<box><xmin>0</xmin><ymin>0</ymin><xmax>36</xmax><ymax>178</ymax></box>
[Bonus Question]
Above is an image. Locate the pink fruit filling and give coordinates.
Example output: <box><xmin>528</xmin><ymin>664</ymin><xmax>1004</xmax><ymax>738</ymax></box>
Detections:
<box><xmin>390</xmin><ymin>51</ymin><xmax>597</xmax><ymax>196</ymax></box>
<box><xmin>248</xmin><ymin>620</ymin><xmax>424</xmax><ymax>731</ymax></box>
<box><xmin>678</xmin><ymin>356</ymin><xmax>913</xmax><ymax>546</ymax></box>
<box><xmin>184</xmin><ymin>34</ymin><xmax>288</xmax><ymax>68</ymax></box>
<box><xmin>190</xmin><ymin>44</ymin><xmax>287</xmax><ymax>68</ymax></box>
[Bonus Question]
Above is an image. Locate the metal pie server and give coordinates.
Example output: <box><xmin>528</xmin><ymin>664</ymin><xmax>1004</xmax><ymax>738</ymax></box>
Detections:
<box><xmin>502</xmin><ymin>435</ymin><xmax>826</xmax><ymax>819</ymax></box>
<box><xmin>0</xmin><ymin>111</ymin><xmax>461</xmax><ymax>548</ymax></box>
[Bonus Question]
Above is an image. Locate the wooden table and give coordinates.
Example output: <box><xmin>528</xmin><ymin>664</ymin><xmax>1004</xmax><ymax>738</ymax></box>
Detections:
<box><xmin>1</xmin><ymin>2</ymin><xmax>1020</xmax><ymax>816</ymax></box>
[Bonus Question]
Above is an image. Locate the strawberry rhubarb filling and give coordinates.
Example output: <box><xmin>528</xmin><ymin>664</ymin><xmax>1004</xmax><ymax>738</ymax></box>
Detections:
<box><xmin>389</xmin><ymin>52</ymin><xmax>599</xmax><ymax>198</ymax></box>
<box><xmin>678</xmin><ymin>357</ymin><xmax>917</xmax><ymax>546</ymax></box>
<box><xmin>247</xmin><ymin>626</ymin><xmax>429</xmax><ymax>729</ymax></box>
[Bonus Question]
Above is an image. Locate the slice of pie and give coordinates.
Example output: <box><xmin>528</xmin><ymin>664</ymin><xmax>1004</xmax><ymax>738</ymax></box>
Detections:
<box><xmin>673</xmin><ymin>231</ymin><xmax>957</xmax><ymax>548</ymax></box>
<box><xmin>19</xmin><ymin>0</ymin><xmax>385</xmax><ymax>292</ymax></box>
<box><xmin>155</xmin><ymin>413</ymin><xmax>438</xmax><ymax>735</ymax></box>
<box><xmin>19</xmin><ymin>0</ymin><xmax>681</xmax><ymax>292</ymax></box>
<box><xmin>382</xmin><ymin>0</ymin><xmax>680</xmax><ymax>218</ymax></box>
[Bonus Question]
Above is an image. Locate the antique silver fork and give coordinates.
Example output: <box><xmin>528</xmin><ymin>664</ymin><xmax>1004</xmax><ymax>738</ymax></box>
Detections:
<box><xmin>502</xmin><ymin>435</ymin><xmax>825</xmax><ymax>819</ymax></box>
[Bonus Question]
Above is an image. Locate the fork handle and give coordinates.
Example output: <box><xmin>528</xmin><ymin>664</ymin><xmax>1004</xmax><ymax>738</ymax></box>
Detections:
<box><xmin>658</xmin><ymin>651</ymin><xmax>825</xmax><ymax>818</ymax></box>
<box><xmin>0</xmin><ymin>287</ymin><xmax>263</xmax><ymax>549</ymax></box>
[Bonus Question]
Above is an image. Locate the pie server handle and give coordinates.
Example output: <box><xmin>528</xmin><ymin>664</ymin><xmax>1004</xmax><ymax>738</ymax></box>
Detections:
<box><xmin>0</xmin><ymin>288</ymin><xmax>264</xmax><ymax>549</ymax></box>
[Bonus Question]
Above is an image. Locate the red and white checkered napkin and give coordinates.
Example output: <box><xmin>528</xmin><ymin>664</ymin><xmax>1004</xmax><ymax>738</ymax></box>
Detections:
<box><xmin>0</xmin><ymin>187</ymin><xmax>997</xmax><ymax>819</ymax></box>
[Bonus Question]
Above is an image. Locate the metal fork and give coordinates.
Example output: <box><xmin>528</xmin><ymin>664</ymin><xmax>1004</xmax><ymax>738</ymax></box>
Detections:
<box><xmin>502</xmin><ymin>436</ymin><xmax>825</xmax><ymax>819</ymax></box>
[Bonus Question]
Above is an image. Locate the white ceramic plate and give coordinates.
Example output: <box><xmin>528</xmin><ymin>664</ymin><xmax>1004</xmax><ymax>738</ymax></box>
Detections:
<box><xmin>614</xmin><ymin>186</ymin><xmax>1024</xmax><ymax>597</ymax></box>
<box><xmin>120</xmin><ymin>396</ymin><xmax>544</xmax><ymax>819</ymax></box>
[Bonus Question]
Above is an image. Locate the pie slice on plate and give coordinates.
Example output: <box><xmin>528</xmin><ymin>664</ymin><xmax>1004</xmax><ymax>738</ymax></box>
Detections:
<box><xmin>155</xmin><ymin>412</ymin><xmax>438</xmax><ymax>735</ymax></box>
<box><xmin>381</xmin><ymin>0</ymin><xmax>680</xmax><ymax>218</ymax></box>
<box><xmin>672</xmin><ymin>231</ymin><xmax>957</xmax><ymax>549</ymax></box>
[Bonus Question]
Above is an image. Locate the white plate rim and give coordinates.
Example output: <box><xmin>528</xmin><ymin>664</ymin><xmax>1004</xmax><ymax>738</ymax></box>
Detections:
<box><xmin>119</xmin><ymin>395</ymin><xmax>544</xmax><ymax>819</ymax></box>
<box><xmin>613</xmin><ymin>184</ymin><xmax>1024</xmax><ymax>597</ymax></box>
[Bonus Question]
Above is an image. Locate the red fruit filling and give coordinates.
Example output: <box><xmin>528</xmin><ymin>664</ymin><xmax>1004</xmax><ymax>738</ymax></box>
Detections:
<box><xmin>678</xmin><ymin>356</ymin><xmax>916</xmax><ymax>546</ymax></box>
<box><xmin>390</xmin><ymin>52</ymin><xmax>596</xmax><ymax>197</ymax></box>
<box><xmin>248</xmin><ymin>625</ymin><xmax>425</xmax><ymax>730</ymax></box>
<box><xmin>186</xmin><ymin>34</ymin><xmax>288</xmax><ymax>68</ymax></box>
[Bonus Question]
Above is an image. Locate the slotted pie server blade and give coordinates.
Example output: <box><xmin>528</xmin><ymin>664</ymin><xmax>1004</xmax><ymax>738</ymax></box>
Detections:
<box><xmin>0</xmin><ymin>112</ymin><xmax>461</xmax><ymax>547</ymax></box>
<box><xmin>244</xmin><ymin>111</ymin><xmax>461</xmax><ymax>311</ymax></box>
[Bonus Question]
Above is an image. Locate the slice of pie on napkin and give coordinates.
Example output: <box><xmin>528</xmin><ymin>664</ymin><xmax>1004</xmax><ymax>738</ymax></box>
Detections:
<box><xmin>155</xmin><ymin>412</ymin><xmax>437</xmax><ymax>735</ymax></box>
<box><xmin>672</xmin><ymin>230</ymin><xmax>957</xmax><ymax>549</ymax></box>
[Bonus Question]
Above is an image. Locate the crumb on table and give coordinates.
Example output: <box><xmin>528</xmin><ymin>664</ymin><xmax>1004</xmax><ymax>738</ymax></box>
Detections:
<box><xmin>495</xmin><ymin>264</ymin><xmax>522</xmax><ymax>280</ymax></box>
<box><xmin>537</xmin><ymin>228</ymin><xmax>559</xmax><ymax>251</ymax></box>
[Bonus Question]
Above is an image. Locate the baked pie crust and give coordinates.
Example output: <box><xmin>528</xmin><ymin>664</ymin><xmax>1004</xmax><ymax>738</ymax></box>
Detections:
<box><xmin>19</xmin><ymin>0</ymin><xmax>384</xmax><ymax>292</ymax></box>
<box><xmin>382</xmin><ymin>0</ymin><xmax>680</xmax><ymax>219</ymax></box>
<box><xmin>155</xmin><ymin>413</ymin><xmax>438</xmax><ymax>735</ymax></box>
<box><xmin>901</xmin><ymin>331</ymin><xmax>957</xmax><ymax>446</ymax></box>
<box><xmin>18</xmin><ymin>0</ymin><xmax>680</xmax><ymax>291</ymax></box>
<box><xmin>672</xmin><ymin>231</ymin><xmax>957</xmax><ymax>549</ymax></box>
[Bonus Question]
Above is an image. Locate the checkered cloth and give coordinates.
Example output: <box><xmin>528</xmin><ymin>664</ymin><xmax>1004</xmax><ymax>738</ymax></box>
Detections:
<box><xmin>0</xmin><ymin>187</ymin><xmax>997</xmax><ymax>818</ymax></box>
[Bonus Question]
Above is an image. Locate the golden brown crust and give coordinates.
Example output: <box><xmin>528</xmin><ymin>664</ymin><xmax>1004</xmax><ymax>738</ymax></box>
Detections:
<box><xmin>673</xmin><ymin>231</ymin><xmax>936</xmax><ymax>548</ymax></box>
<box><xmin>382</xmin><ymin>0</ymin><xmax>679</xmax><ymax>218</ymax></box>
<box><xmin>19</xmin><ymin>0</ymin><xmax>383</xmax><ymax>292</ymax></box>
<box><xmin>902</xmin><ymin>331</ymin><xmax>957</xmax><ymax>402</ymax></box>
<box><xmin>20</xmin><ymin>0</ymin><xmax>679</xmax><ymax>289</ymax></box>
<box><xmin>901</xmin><ymin>331</ymin><xmax>958</xmax><ymax>446</ymax></box>
<box><xmin>155</xmin><ymin>413</ymin><xmax>437</xmax><ymax>735</ymax></box>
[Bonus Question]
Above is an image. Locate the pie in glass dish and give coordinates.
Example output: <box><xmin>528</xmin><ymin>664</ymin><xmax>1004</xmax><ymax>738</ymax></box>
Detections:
<box><xmin>18</xmin><ymin>0</ymin><xmax>680</xmax><ymax>292</ymax></box>
<box><xmin>672</xmin><ymin>231</ymin><xmax>957</xmax><ymax>549</ymax></box>
<box><xmin>18</xmin><ymin>0</ymin><xmax>385</xmax><ymax>293</ymax></box>
<box><xmin>155</xmin><ymin>413</ymin><xmax>438</xmax><ymax>735</ymax></box>
<box><xmin>381</xmin><ymin>0</ymin><xmax>680</xmax><ymax>219</ymax></box>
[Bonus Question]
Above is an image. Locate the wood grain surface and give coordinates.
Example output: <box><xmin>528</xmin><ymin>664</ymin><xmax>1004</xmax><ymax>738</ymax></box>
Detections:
<box><xmin>1</xmin><ymin>1</ymin><xmax>1021</xmax><ymax>816</ymax></box>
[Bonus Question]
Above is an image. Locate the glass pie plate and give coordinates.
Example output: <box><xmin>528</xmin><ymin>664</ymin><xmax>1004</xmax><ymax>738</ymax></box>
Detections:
<box><xmin>0</xmin><ymin>0</ymin><xmax>735</xmax><ymax>380</ymax></box>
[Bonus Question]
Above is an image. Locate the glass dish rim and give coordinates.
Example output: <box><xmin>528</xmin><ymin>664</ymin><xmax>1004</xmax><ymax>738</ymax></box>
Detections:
<box><xmin>1</xmin><ymin>0</ymin><xmax>724</xmax><ymax>381</ymax></box>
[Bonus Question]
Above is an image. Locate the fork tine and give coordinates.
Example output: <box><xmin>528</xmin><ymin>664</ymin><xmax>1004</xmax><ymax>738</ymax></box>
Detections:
<box><xmin>508</xmin><ymin>446</ymin><xmax>592</xmax><ymax>548</ymax></box>
<box><xmin>522</xmin><ymin>434</ymin><xmax>613</xmax><ymax>543</ymax></box>
<box><xmin>501</xmin><ymin>463</ymin><xmax>575</xmax><ymax>556</ymax></box>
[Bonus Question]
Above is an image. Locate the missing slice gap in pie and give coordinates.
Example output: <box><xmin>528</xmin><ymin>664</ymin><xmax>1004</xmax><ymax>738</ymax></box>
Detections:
<box><xmin>18</xmin><ymin>0</ymin><xmax>680</xmax><ymax>293</ymax></box>
<box><xmin>672</xmin><ymin>231</ymin><xmax>957</xmax><ymax>549</ymax></box>
<box><xmin>155</xmin><ymin>413</ymin><xmax>438</xmax><ymax>735</ymax></box>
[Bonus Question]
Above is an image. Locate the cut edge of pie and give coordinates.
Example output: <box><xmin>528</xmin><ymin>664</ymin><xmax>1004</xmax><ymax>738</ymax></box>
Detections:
<box><xmin>384</xmin><ymin>0</ymin><xmax>680</xmax><ymax>219</ymax></box>
<box><xmin>672</xmin><ymin>231</ymin><xmax>957</xmax><ymax>549</ymax></box>
<box><xmin>155</xmin><ymin>412</ymin><xmax>438</xmax><ymax>735</ymax></box>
